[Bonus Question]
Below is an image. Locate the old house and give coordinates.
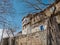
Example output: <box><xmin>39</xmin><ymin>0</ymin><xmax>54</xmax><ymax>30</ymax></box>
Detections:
<box><xmin>22</xmin><ymin>13</ymin><xmax>47</xmax><ymax>34</ymax></box>
<box><xmin>15</xmin><ymin>1</ymin><xmax>60</xmax><ymax>45</ymax></box>
<box><xmin>2</xmin><ymin>1</ymin><xmax>60</xmax><ymax>45</ymax></box>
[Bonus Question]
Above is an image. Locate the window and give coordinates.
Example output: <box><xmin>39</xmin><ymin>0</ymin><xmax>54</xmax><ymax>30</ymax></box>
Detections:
<box><xmin>37</xmin><ymin>15</ymin><xmax>40</xmax><ymax>21</ymax></box>
<box><xmin>50</xmin><ymin>6</ymin><xmax>55</xmax><ymax>13</ymax></box>
<box><xmin>58</xmin><ymin>24</ymin><xmax>60</xmax><ymax>31</ymax></box>
<box><xmin>40</xmin><ymin>25</ymin><xmax>44</xmax><ymax>31</ymax></box>
<box><xmin>35</xmin><ymin>16</ymin><xmax>37</xmax><ymax>22</ymax></box>
<box><xmin>21</xmin><ymin>43</ymin><xmax>22</xmax><ymax>45</ymax></box>
<box><xmin>32</xmin><ymin>18</ymin><xmax>35</xmax><ymax>24</ymax></box>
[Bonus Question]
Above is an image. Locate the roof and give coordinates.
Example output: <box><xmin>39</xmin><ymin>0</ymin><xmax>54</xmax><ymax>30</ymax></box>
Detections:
<box><xmin>22</xmin><ymin>14</ymin><xmax>32</xmax><ymax>21</ymax></box>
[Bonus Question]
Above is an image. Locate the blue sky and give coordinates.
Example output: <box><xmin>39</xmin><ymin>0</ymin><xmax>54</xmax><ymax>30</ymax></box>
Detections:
<box><xmin>13</xmin><ymin>0</ymin><xmax>54</xmax><ymax>32</ymax></box>
<box><xmin>0</xmin><ymin>0</ymin><xmax>54</xmax><ymax>32</ymax></box>
<box><xmin>0</xmin><ymin>0</ymin><xmax>55</xmax><ymax>39</ymax></box>
<box><xmin>0</xmin><ymin>0</ymin><xmax>53</xmax><ymax>39</ymax></box>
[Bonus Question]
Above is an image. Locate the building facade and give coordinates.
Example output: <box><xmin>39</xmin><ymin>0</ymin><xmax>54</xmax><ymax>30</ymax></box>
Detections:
<box><xmin>22</xmin><ymin>13</ymin><xmax>48</xmax><ymax>34</ymax></box>
<box><xmin>1</xmin><ymin>1</ymin><xmax>60</xmax><ymax>45</ymax></box>
<box><xmin>22</xmin><ymin>1</ymin><xmax>60</xmax><ymax>35</ymax></box>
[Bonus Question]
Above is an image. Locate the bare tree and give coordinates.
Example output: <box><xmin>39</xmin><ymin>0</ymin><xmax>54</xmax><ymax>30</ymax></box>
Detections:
<box><xmin>18</xmin><ymin>0</ymin><xmax>60</xmax><ymax>14</ymax></box>
<box><xmin>0</xmin><ymin>0</ymin><xmax>17</xmax><ymax>45</ymax></box>
<box><xmin>20</xmin><ymin>0</ymin><xmax>52</xmax><ymax>13</ymax></box>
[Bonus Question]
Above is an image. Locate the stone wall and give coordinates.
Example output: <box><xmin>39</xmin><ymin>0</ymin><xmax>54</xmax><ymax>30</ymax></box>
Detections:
<box><xmin>15</xmin><ymin>30</ymin><xmax>47</xmax><ymax>45</ymax></box>
<box><xmin>2</xmin><ymin>1</ymin><xmax>60</xmax><ymax>45</ymax></box>
<box><xmin>2</xmin><ymin>38</ymin><xmax>9</xmax><ymax>45</ymax></box>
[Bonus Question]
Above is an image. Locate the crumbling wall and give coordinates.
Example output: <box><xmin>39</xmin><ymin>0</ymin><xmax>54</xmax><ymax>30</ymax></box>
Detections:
<box><xmin>15</xmin><ymin>30</ymin><xmax>47</xmax><ymax>45</ymax></box>
<box><xmin>2</xmin><ymin>38</ymin><xmax>9</xmax><ymax>45</ymax></box>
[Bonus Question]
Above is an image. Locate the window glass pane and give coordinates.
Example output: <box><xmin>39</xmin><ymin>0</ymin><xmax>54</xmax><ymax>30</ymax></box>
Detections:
<box><xmin>40</xmin><ymin>25</ymin><xmax>44</xmax><ymax>31</ymax></box>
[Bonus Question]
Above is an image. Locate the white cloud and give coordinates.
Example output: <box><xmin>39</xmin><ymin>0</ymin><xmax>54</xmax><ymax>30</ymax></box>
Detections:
<box><xmin>0</xmin><ymin>29</ymin><xmax>8</xmax><ymax>41</ymax></box>
<box><xmin>0</xmin><ymin>29</ymin><xmax>3</xmax><ymax>40</ymax></box>
<box><xmin>0</xmin><ymin>29</ymin><xmax>14</xmax><ymax>41</ymax></box>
